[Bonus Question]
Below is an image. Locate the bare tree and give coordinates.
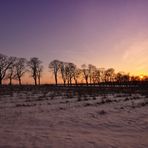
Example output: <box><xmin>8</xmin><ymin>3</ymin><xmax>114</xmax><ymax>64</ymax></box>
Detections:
<box><xmin>28</xmin><ymin>57</ymin><xmax>43</xmax><ymax>85</ymax></box>
<box><xmin>37</xmin><ymin>65</ymin><xmax>43</xmax><ymax>85</ymax></box>
<box><xmin>105</xmin><ymin>68</ymin><xmax>115</xmax><ymax>82</ymax></box>
<box><xmin>59</xmin><ymin>61</ymin><xmax>77</xmax><ymax>85</ymax></box>
<box><xmin>0</xmin><ymin>54</ymin><xmax>16</xmax><ymax>85</ymax></box>
<box><xmin>81</xmin><ymin>64</ymin><xmax>89</xmax><ymax>85</ymax></box>
<box><xmin>14</xmin><ymin>58</ymin><xmax>27</xmax><ymax>85</ymax></box>
<box><xmin>130</xmin><ymin>76</ymin><xmax>140</xmax><ymax>81</ymax></box>
<box><xmin>97</xmin><ymin>68</ymin><xmax>106</xmax><ymax>82</ymax></box>
<box><xmin>49</xmin><ymin>60</ymin><xmax>61</xmax><ymax>85</ymax></box>
<box><xmin>88</xmin><ymin>64</ymin><xmax>96</xmax><ymax>84</ymax></box>
<box><xmin>5</xmin><ymin>66</ymin><xmax>14</xmax><ymax>85</ymax></box>
<box><xmin>60</xmin><ymin>62</ymin><xmax>67</xmax><ymax>85</ymax></box>
<box><xmin>91</xmin><ymin>68</ymin><xmax>100</xmax><ymax>84</ymax></box>
<box><xmin>5</xmin><ymin>57</ymin><xmax>17</xmax><ymax>85</ymax></box>
<box><xmin>73</xmin><ymin>68</ymin><xmax>82</xmax><ymax>85</ymax></box>
<box><xmin>65</xmin><ymin>62</ymin><xmax>76</xmax><ymax>85</ymax></box>
<box><xmin>116</xmin><ymin>72</ymin><xmax>130</xmax><ymax>82</ymax></box>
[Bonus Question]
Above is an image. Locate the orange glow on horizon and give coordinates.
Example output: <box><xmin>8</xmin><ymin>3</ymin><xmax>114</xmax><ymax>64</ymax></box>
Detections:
<box><xmin>140</xmin><ymin>75</ymin><xmax>144</xmax><ymax>80</ymax></box>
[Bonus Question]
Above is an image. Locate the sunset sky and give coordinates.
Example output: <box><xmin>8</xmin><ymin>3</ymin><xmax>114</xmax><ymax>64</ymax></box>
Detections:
<box><xmin>1</xmin><ymin>0</ymin><xmax>148</xmax><ymax>83</ymax></box>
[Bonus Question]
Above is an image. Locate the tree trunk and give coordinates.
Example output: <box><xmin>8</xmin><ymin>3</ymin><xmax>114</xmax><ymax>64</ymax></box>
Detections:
<box><xmin>34</xmin><ymin>77</ymin><xmax>37</xmax><ymax>85</ymax></box>
<box><xmin>63</xmin><ymin>80</ymin><xmax>66</xmax><ymax>86</ymax></box>
<box><xmin>75</xmin><ymin>79</ymin><xmax>77</xmax><ymax>85</ymax></box>
<box><xmin>0</xmin><ymin>78</ymin><xmax>2</xmax><ymax>85</ymax></box>
<box><xmin>38</xmin><ymin>77</ymin><xmax>40</xmax><ymax>85</ymax></box>
<box><xmin>85</xmin><ymin>77</ymin><xmax>88</xmax><ymax>86</ymax></box>
<box><xmin>67</xmin><ymin>79</ymin><xmax>70</xmax><ymax>86</ymax></box>
<box><xmin>19</xmin><ymin>77</ymin><xmax>22</xmax><ymax>85</ymax></box>
<box><xmin>89</xmin><ymin>77</ymin><xmax>92</xmax><ymax>84</ymax></box>
<box><xmin>55</xmin><ymin>73</ymin><xmax>57</xmax><ymax>85</ymax></box>
<box><xmin>9</xmin><ymin>78</ymin><xmax>12</xmax><ymax>85</ymax></box>
<box><xmin>70</xmin><ymin>78</ymin><xmax>72</xmax><ymax>85</ymax></box>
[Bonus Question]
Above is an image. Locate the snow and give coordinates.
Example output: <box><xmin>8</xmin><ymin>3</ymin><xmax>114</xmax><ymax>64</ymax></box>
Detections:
<box><xmin>0</xmin><ymin>87</ymin><xmax>148</xmax><ymax>147</ymax></box>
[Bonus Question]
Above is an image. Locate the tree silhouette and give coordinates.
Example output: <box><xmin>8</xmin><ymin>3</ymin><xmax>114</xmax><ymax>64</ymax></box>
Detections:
<box><xmin>28</xmin><ymin>57</ymin><xmax>43</xmax><ymax>85</ymax></box>
<box><xmin>115</xmin><ymin>72</ymin><xmax>129</xmax><ymax>83</ymax></box>
<box><xmin>105</xmin><ymin>68</ymin><xmax>115</xmax><ymax>82</ymax></box>
<box><xmin>59</xmin><ymin>62</ymin><xmax>68</xmax><ymax>85</ymax></box>
<box><xmin>73</xmin><ymin>68</ymin><xmax>81</xmax><ymax>85</ymax></box>
<box><xmin>14</xmin><ymin>58</ymin><xmax>27</xmax><ymax>85</ymax></box>
<box><xmin>5</xmin><ymin>57</ymin><xmax>17</xmax><ymax>85</ymax></box>
<box><xmin>65</xmin><ymin>62</ymin><xmax>76</xmax><ymax>85</ymax></box>
<box><xmin>49</xmin><ymin>60</ymin><xmax>61</xmax><ymax>85</ymax></box>
<box><xmin>37</xmin><ymin>65</ymin><xmax>43</xmax><ymax>85</ymax></box>
<box><xmin>81</xmin><ymin>64</ymin><xmax>89</xmax><ymax>85</ymax></box>
<box><xmin>0</xmin><ymin>54</ymin><xmax>16</xmax><ymax>85</ymax></box>
<box><xmin>0</xmin><ymin>53</ymin><xmax>146</xmax><ymax>86</ymax></box>
<box><xmin>97</xmin><ymin>68</ymin><xmax>105</xmax><ymax>83</ymax></box>
<box><xmin>88</xmin><ymin>64</ymin><xmax>96</xmax><ymax>84</ymax></box>
<box><xmin>131</xmin><ymin>76</ymin><xmax>140</xmax><ymax>81</ymax></box>
<box><xmin>91</xmin><ymin>68</ymin><xmax>100</xmax><ymax>84</ymax></box>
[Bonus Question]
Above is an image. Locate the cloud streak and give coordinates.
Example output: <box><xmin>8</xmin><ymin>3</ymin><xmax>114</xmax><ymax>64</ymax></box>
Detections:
<box><xmin>122</xmin><ymin>39</ymin><xmax>148</xmax><ymax>74</ymax></box>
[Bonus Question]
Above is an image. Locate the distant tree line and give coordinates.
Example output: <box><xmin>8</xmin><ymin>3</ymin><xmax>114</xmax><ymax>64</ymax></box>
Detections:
<box><xmin>0</xmin><ymin>53</ymin><xmax>147</xmax><ymax>85</ymax></box>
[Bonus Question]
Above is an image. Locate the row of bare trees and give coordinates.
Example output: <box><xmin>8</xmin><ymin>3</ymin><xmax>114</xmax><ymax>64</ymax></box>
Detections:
<box><xmin>49</xmin><ymin>60</ymin><xmax>81</xmax><ymax>85</ymax></box>
<box><xmin>49</xmin><ymin>60</ymin><xmax>137</xmax><ymax>85</ymax></box>
<box><xmin>0</xmin><ymin>53</ymin><xmax>147</xmax><ymax>85</ymax></box>
<box><xmin>0</xmin><ymin>54</ymin><xmax>43</xmax><ymax>85</ymax></box>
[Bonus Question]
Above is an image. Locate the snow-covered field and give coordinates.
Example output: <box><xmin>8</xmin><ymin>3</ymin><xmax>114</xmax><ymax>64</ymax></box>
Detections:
<box><xmin>0</xmin><ymin>86</ymin><xmax>148</xmax><ymax>148</ymax></box>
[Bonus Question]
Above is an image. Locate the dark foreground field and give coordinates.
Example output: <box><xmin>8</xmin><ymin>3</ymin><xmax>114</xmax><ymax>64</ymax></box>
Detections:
<box><xmin>0</xmin><ymin>85</ymin><xmax>148</xmax><ymax>148</ymax></box>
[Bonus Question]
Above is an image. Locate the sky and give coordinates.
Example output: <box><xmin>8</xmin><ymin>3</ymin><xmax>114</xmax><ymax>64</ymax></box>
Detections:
<box><xmin>1</xmin><ymin>0</ymin><xmax>148</xmax><ymax>83</ymax></box>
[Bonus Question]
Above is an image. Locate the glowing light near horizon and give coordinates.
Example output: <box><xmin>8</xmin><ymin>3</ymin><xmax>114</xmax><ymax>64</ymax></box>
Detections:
<box><xmin>140</xmin><ymin>75</ymin><xmax>144</xmax><ymax>80</ymax></box>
